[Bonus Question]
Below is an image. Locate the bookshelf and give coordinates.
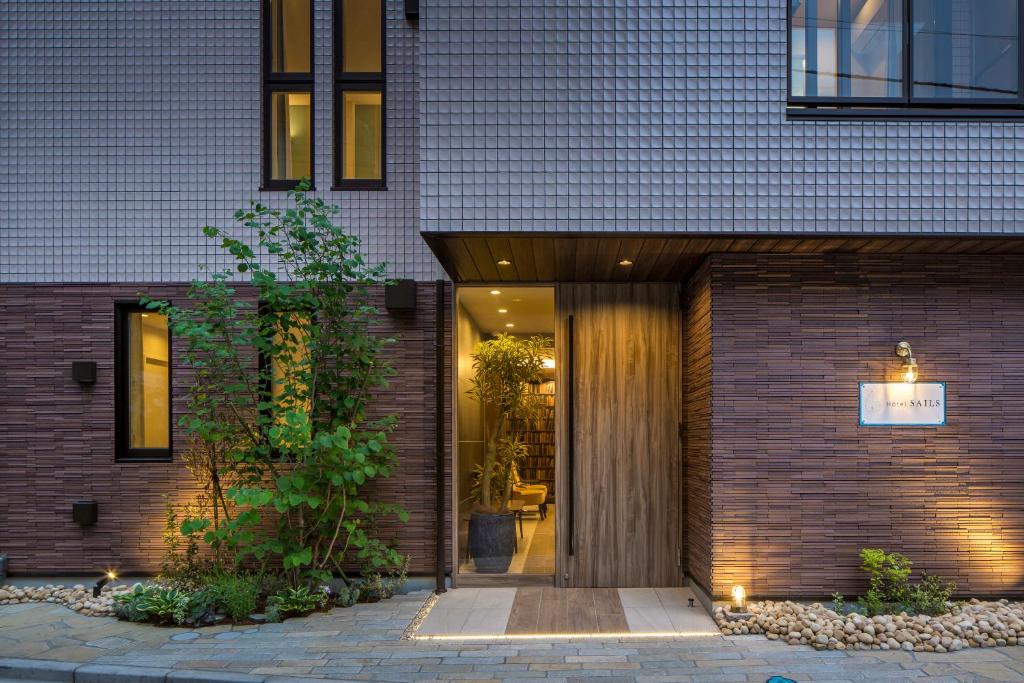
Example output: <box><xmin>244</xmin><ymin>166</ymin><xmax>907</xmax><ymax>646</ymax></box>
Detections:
<box><xmin>509</xmin><ymin>379</ymin><xmax>555</xmax><ymax>502</ymax></box>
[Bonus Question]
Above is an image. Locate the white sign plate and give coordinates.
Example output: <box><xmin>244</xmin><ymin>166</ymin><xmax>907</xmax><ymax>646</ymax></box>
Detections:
<box><xmin>859</xmin><ymin>382</ymin><xmax>946</xmax><ymax>426</ymax></box>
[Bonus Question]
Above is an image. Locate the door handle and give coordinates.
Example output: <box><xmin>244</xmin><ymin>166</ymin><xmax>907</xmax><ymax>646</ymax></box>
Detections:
<box><xmin>567</xmin><ymin>314</ymin><xmax>575</xmax><ymax>557</ymax></box>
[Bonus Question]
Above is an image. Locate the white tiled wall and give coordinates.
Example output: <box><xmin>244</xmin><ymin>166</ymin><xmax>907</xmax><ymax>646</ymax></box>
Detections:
<box><xmin>0</xmin><ymin>0</ymin><xmax>437</xmax><ymax>283</ymax></box>
<box><xmin>420</xmin><ymin>0</ymin><xmax>1024</xmax><ymax>235</ymax></box>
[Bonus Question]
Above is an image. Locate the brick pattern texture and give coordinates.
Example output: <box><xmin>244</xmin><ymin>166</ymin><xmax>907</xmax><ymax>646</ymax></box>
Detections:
<box><xmin>683</xmin><ymin>262</ymin><xmax>713</xmax><ymax>594</ymax></box>
<box><xmin>0</xmin><ymin>283</ymin><xmax>452</xmax><ymax>576</ymax></box>
<box><xmin>705</xmin><ymin>253</ymin><xmax>1024</xmax><ymax>598</ymax></box>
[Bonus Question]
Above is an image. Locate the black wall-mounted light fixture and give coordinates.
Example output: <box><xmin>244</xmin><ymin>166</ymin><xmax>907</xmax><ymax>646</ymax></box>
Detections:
<box><xmin>71</xmin><ymin>361</ymin><xmax>97</xmax><ymax>384</ymax></box>
<box><xmin>72</xmin><ymin>500</ymin><xmax>98</xmax><ymax>526</ymax></box>
<box><xmin>385</xmin><ymin>279</ymin><xmax>417</xmax><ymax>311</ymax></box>
<box><xmin>405</xmin><ymin>0</ymin><xmax>418</xmax><ymax>20</ymax></box>
<box><xmin>895</xmin><ymin>341</ymin><xmax>919</xmax><ymax>383</ymax></box>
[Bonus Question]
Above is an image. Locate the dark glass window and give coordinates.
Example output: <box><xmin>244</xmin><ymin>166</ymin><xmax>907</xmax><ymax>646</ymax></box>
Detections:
<box><xmin>115</xmin><ymin>304</ymin><xmax>172</xmax><ymax>462</ymax></box>
<box><xmin>913</xmin><ymin>0</ymin><xmax>1019</xmax><ymax>100</ymax></box>
<box><xmin>789</xmin><ymin>0</ymin><xmax>1023</xmax><ymax>110</ymax></box>
<box><xmin>791</xmin><ymin>0</ymin><xmax>904</xmax><ymax>99</ymax></box>
<box><xmin>263</xmin><ymin>0</ymin><xmax>314</xmax><ymax>189</ymax></box>
<box><xmin>334</xmin><ymin>0</ymin><xmax>385</xmax><ymax>189</ymax></box>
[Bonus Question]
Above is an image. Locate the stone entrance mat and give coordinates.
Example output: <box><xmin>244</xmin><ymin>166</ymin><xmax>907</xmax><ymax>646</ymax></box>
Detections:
<box><xmin>413</xmin><ymin>586</ymin><xmax>720</xmax><ymax>638</ymax></box>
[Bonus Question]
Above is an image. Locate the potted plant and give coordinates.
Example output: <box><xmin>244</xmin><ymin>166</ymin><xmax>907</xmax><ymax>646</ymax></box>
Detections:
<box><xmin>466</xmin><ymin>333</ymin><xmax>547</xmax><ymax>572</ymax></box>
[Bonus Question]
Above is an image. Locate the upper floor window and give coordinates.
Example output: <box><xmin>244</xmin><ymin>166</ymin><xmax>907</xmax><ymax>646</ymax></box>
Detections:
<box><xmin>115</xmin><ymin>304</ymin><xmax>172</xmax><ymax>462</ymax></box>
<box><xmin>263</xmin><ymin>0</ymin><xmax>314</xmax><ymax>189</ymax></box>
<box><xmin>789</xmin><ymin>0</ymin><xmax>1022</xmax><ymax>112</ymax></box>
<box><xmin>334</xmin><ymin>0</ymin><xmax>385</xmax><ymax>189</ymax></box>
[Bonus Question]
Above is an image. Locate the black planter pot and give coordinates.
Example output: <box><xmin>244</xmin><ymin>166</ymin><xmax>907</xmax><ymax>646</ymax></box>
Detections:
<box><xmin>468</xmin><ymin>512</ymin><xmax>516</xmax><ymax>573</ymax></box>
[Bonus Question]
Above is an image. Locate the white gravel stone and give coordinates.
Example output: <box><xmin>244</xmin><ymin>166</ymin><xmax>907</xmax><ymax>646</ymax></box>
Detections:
<box><xmin>714</xmin><ymin>598</ymin><xmax>1024</xmax><ymax>654</ymax></box>
<box><xmin>0</xmin><ymin>582</ymin><xmax>133</xmax><ymax>618</ymax></box>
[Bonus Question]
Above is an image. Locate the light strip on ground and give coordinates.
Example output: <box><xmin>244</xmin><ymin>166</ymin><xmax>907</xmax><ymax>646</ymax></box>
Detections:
<box><xmin>412</xmin><ymin>631</ymin><xmax>722</xmax><ymax>641</ymax></box>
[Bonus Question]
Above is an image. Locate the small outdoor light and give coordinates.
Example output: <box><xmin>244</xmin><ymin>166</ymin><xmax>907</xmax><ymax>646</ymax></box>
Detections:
<box><xmin>496</xmin><ymin>259</ymin><xmax>512</xmax><ymax>266</ymax></box>
<box><xmin>731</xmin><ymin>585</ymin><xmax>746</xmax><ymax>611</ymax></box>
<box><xmin>93</xmin><ymin>570</ymin><xmax>117</xmax><ymax>598</ymax></box>
<box><xmin>895</xmin><ymin>341</ymin><xmax>918</xmax><ymax>383</ymax></box>
<box><xmin>618</xmin><ymin>259</ymin><xmax>633</xmax><ymax>266</ymax></box>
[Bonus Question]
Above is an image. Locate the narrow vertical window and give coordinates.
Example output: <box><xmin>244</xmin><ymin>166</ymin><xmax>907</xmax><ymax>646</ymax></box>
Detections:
<box><xmin>263</xmin><ymin>0</ymin><xmax>314</xmax><ymax>189</ymax></box>
<box><xmin>334</xmin><ymin>0</ymin><xmax>385</xmax><ymax>189</ymax></box>
<box><xmin>116</xmin><ymin>305</ymin><xmax>172</xmax><ymax>462</ymax></box>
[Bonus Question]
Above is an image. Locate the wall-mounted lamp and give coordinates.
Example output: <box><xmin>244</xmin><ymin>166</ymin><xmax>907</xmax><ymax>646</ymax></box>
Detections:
<box><xmin>93</xmin><ymin>570</ymin><xmax>117</xmax><ymax>597</ymax></box>
<box><xmin>895</xmin><ymin>341</ymin><xmax>918</xmax><ymax>383</ymax></box>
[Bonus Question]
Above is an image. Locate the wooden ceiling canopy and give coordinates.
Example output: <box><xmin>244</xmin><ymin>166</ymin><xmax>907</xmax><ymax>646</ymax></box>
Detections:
<box><xmin>421</xmin><ymin>232</ymin><xmax>1024</xmax><ymax>283</ymax></box>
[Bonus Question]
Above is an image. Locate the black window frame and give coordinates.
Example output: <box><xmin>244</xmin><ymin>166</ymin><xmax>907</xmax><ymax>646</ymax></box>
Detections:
<box><xmin>787</xmin><ymin>0</ymin><xmax>1024</xmax><ymax>117</ymax></box>
<box><xmin>262</xmin><ymin>0</ymin><xmax>316</xmax><ymax>191</ymax></box>
<box><xmin>114</xmin><ymin>302</ymin><xmax>173</xmax><ymax>463</ymax></box>
<box><xmin>333</xmin><ymin>0</ymin><xmax>387</xmax><ymax>191</ymax></box>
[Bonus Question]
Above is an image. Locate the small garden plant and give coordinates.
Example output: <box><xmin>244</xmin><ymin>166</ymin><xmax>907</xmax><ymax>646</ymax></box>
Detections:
<box><xmin>855</xmin><ymin>548</ymin><xmax>956</xmax><ymax>616</ymax></box>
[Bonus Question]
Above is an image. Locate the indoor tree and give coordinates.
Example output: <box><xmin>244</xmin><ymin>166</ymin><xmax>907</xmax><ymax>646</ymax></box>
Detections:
<box><xmin>467</xmin><ymin>333</ymin><xmax>547</xmax><ymax>511</ymax></box>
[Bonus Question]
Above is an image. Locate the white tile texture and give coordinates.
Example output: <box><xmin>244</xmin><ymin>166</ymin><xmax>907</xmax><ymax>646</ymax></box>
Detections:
<box><xmin>5</xmin><ymin>1</ymin><xmax>1024</xmax><ymax>284</ymax></box>
<box><xmin>420</xmin><ymin>0</ymin><xmax>1024</xmax><ymax>235</ymax></box>
<box><xmin>0</xmin><ymin>0</ymin><xmax>436</xmax><ymax>283</ymax></box>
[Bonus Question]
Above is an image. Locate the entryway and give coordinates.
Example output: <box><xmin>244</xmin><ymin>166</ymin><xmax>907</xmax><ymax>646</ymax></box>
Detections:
<box><xmin>454</xmin><ymin>283</ymin><xmax>683</xmax><ymax>589</ymax></box>
<box><xmin>414</xmin><ymin>586</ymin><xmax>717</xmax><ymax>638</ymax></box>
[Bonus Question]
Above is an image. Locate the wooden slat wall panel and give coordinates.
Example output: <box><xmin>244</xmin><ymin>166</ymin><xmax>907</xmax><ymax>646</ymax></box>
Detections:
<box><xmin>683</xmin><ymin>263</ymin><xmax>714</xmax><ymax>594</ymax></box>
<box><xmin>0</xmin><ymin>284</ymin><xmax>453</xmax><ymax>576</ymax></box>
<box><xmin>706</xmin><ymin>253</ymin><xmax>1024</xmax><ymax>598</ymax></box>
<box><xmin>557</xmin><ymin>283</ymin><xmax>683</xmax><ymax>587</ymax></box>
<box><xmin>422</xmin><ymin>235</ymin><xmax>1024</xmax><ymax>284</ymax></box>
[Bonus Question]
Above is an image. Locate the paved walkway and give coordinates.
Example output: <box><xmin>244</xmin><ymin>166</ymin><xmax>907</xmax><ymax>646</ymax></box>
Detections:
<box><xmin>5</xmin><ymin>590</ymin><xmax>1024</xmax><ymax>681</ymax></box>
<box><xmin>417</xmin><ymin>587</ymin><xmax>718</xmax><ymax>637</ymax></box>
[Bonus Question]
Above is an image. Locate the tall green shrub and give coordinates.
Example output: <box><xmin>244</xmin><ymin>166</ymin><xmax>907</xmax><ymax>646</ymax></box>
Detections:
<box><xmin>145</xmin><ymin>182</ymin><xmax>407</xmax><ymax>586</ymax></box>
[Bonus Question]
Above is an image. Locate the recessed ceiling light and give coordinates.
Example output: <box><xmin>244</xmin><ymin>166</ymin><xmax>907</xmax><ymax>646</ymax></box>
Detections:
<box><xmin>490</xmin><ymin>289</ymin><xmax>501</xmax><ymax>295</ymax></box>
<box><xmin>512</xmin><ymin>298</ymin><xmax>522</xmax><ymax>303</ymax></box>
<box><xmin>618</xmin><ymin>259</ymin><xmax>634</xmax><ymax>266</ymax></box>
<box><xmin>498</xmin><ymin>308</ymin><xmax>508</xmax><ymax>313</ymax></box>
<box><xmin>497</xmin><ymin>259</ymin><xmax>512</xmax><ymax>266</ymax></box>
<box><xmin>505</xmin><ymin>323</ymin><xmax>515</xmax><ymax>328</ymax></box>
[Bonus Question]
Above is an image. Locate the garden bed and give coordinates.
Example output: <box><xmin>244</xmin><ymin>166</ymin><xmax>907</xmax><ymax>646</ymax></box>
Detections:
<box><xmin>714</xmin><ymin>598</ymin><xmax>1024</xmax><ymax>652</ymax></box>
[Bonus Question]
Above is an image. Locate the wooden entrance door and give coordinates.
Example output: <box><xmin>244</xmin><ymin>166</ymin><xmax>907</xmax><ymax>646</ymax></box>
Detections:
<box><xmin>555</xmin><ymin>284</ymin><xmax>682</xmax><ymax>588</ymax></box>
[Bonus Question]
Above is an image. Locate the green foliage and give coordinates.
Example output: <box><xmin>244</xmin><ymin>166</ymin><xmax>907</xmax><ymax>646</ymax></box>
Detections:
<box><xmin>469</xmin><ymin>437</ymin><xmax>529</xmax><ymax>510</ymax></box>
<box><xmin>360</xmin><ymin>557</ymin><xmax>408</xmax><ymax>601</ymax></box>
<box><xmin>467</xmin><ymin>334</ymin><xmax>548</xmax><ymax>510</ymax></box>
<box><xmin>334</xmin><ymin>584</ymin><xmax>361</xmax><ymax>608</ymax></box>
<box><xmin>159</xmin><ymin>497</ymin><xmax>207</xmax><ymax>591</ymax></box>
<box><xmin>908</xmin><ymin>573</ymin><xmax>957</xmax><ymax>615</ymax></box>
<box><xmin>831</xmin><ymin>592</ymin><xmax>845</xmax><ymax>614</ymax></box>
<box><xmin>113</xmin><ymin>584</ymin><xmax>191</xmax><ymax>625</ymax></box>
<box><xmin>205</xmin><ymin>571</ymin><xmax>264</xmax><ymax>622</ymax></box>
<box><xmin>854</xmin><ymin>548</ymin><xmax>956</xmax><ymax>616</ymax></box>
<box><xmin>268</xmin><ymin>586</ymin><xmax>329</xmax><ymax>618</ymax></box>
<box><xmin>143</xmin><ymin>181</ymin><xmax>407</xmax><ymax>586</ymax></box>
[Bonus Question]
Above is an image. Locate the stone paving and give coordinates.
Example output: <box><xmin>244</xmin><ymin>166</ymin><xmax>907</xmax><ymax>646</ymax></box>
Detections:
<box><xmin>5</xmin><ymin>590</ymin><xmax>1024</xmax><ymax>681</ymax></box>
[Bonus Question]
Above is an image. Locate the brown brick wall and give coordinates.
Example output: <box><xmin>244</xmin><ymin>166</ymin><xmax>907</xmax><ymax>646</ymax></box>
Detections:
<box><xmin>707</xmin><ymin>253</ymin><xmax>1024</xmax><ymax>598</ymax></box>
<box><xmin>683</xmin><ymin>262</ymin><xmax>713</xmax><ymax>593</ymax></box>
<box><xmin>0</xmin><ymin>283</ymin><xmax>452</xmax><ymax>577</ymax></box>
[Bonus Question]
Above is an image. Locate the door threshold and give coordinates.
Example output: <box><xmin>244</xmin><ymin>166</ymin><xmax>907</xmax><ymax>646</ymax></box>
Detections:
<box><xmin>455</xmin><ymin>573</ymin><xmax>554</xmax><ymax>588</ymax></box>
